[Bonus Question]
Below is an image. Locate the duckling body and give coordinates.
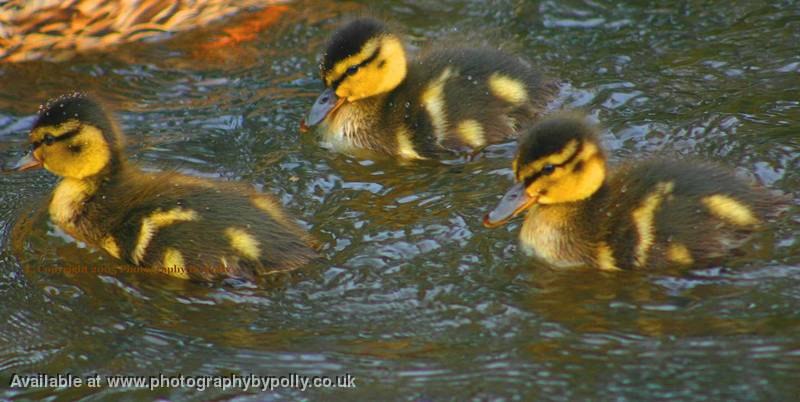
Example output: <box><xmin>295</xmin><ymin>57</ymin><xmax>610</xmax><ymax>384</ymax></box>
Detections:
<box><xmin>519</xmin><ymin>160</ymin><xmax>769</xmax><ymax>270</ymax></box>
<box><xmin>12</xmin><ymin>93</ymin><xmax>317</xmax><ymax>281</ymax></box>
<box><xmin>306</xmin><ymin>18</ymin><xmax>557</xmax><ymax>159</ymax></box>
<box><xmin>485</xmin><ymin>114</ymin><xmax>777</xmax><ymax>270</ymax></box>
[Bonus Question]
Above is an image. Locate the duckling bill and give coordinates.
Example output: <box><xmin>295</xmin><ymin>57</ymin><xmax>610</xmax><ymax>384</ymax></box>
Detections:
<box><xmin>304</xmin><ymin>18</ymin><xmax>558</xmax><ymax>159</ymax></box>
<box><xmin>9</xmin><ymin>92</ymin><xmax>318</xmax><ymax>281</ymax></box>
<box><xmin>484</xmin><ymin>114</ymin><xmax>780</xmax><ymax>270</ymax></box>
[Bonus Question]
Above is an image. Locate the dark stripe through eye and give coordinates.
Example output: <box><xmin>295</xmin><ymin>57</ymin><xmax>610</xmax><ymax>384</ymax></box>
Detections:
<box><xmin>331</xmin><ymin>46</ymin><xmax>382</xmax><ymax>90</ymax></box>
<box><xmin>31</xmin><ymin>127</ymin><xmax>81</xmax><ymax>150</ymax></box>
<box><xmin>523</xmin><ymin>143</ymin><xmax>584</xmax><ymax>186</ymax></box>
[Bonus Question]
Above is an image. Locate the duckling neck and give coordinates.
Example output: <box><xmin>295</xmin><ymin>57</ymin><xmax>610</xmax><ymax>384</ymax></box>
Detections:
<box><xmin>49</xmin><ymin>158</ymin><xmax>126</xmax><ymax>234</ymax></box>
<box><xmin>519</xmin><ymin>185</ymin><xmax>609</xmax><ymax>267</ymax></box>
<box><xmin>321</xmin><ymin>94</ymin><xmax>389</xmax><ymax>153</ymax></box>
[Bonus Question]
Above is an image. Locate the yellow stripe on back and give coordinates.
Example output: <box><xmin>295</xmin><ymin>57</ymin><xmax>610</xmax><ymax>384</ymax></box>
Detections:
<box><xmin>632</xmin><ymin>181</ymin><xmax>674</xmax><ymax>267</ymax></box>
<box><xmin>420</xmin><ymin>67</ymin><xmax>454</xmax><ymax>143</ymax></box>
<box><xmin>133</xmin><ymin>208</ymin><xmax>199</xmax><ymax>264</ymax></box>
<box><xmin>488</xmin><ymin>73</ymin><xmax>528</xmax><ymax>105</ymax></box>
<box><xmin>162</xmin><ymin>247</ymin><xmax>190</xmax><ymax>279</ymax></box>
<box><xmin>702</xmin><ymin>194</ymin><xmax>759</xmax><ymax>226</ymax></box>
<box><xmin>396</xmin><ymin>126</ymin><xmax>424</xmax><ymax>159</ymax></box>
<box><xmin>252</xmin><ymin>196</ymin><xmax>288</xmax><ymax>224</ymax></box>
<box><xmin>667</xmin><ymin>243</ymin><xmax>693</xmax><ymax>265</ymax></box>
<box><xmin>225</xmin><ymin>227</ymin><xmax>261</xmax><ymax>260</ymax></box>
<box><xmin>596</xmin><ymin>242</ymin><xmax>621</xmax><ymax>271</ymax></box>
<box><xmin>101</xmin><ymin>236</ymin><xmax>121</xmax><ymax>259</ymax></box>
<box><xmin>456</xmin><ymin>119</ymin><xmax>486</xmax><ymax>148</ymax></box>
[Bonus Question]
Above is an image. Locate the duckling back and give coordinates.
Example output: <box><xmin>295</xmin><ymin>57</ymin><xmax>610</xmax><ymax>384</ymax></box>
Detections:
<box><xmin>386</xmin><ymin>47</ymin><xmax>558</xmax><ymax>157</ymax></box>
<box><xmin>583</xmin><ymin>160</ymin><xmax>776</xmax><ymax>270</ymax></box>
<box><xmin>76</xmin><ymin>169</ymin><xmax>318</xmax><ymax>281</ymax></box>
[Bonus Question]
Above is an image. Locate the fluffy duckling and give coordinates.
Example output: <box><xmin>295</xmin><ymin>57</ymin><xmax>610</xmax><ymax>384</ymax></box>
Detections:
<box><xmin>484</xmin><ymin>114</ymin><xmax>778</xmax><ymax>270</ymax></box>
<box><xmin>303</xmin><ymin>18</ymin><xmax>558</xmax><ymax>159</ymax></box>
<box><xmin>9</xmin><ymin>93</ymin><xmax>318</xmax><ymax>281</ymax></box>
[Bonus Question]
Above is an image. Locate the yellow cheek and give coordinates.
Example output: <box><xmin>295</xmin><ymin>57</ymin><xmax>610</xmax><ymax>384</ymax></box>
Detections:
<box><xmin>534</xmin><ymin>157</ymin><xmax>606</xmax><ymax>204</ymax></box>
<box><xmin>525</xmin><ymin>179</ymin><xmax>558</xmax><ymax>201</ymax></box>
<box><xmin>336</xmin><ymin>70</ymin><xmax>372</xmax><ymax>100</ymax></box>
<box><xmin>41</xmin><ymin>126</ymin><xmax>111</xmax><ymax>179</ymax></box>
<box><xmin>536</xmin><ymin>176</ymin><xmax>572</xmax><ymax>203</ymax></box>
<box><xmin>525</xmin><ymin>183</ymin><xmax>540</xmax><ymax>198</ymax></box>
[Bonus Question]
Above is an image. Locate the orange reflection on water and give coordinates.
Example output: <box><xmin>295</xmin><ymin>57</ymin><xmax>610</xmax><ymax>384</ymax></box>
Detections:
<box><xmin>0</xmin><ymin>0</ymin><xmax>283</xmax><ymax>63</ymax></box>
<box><xmin>202</xmin><ymin>5</ymin><xmax>291</xmax><ymax>49</ymax></box>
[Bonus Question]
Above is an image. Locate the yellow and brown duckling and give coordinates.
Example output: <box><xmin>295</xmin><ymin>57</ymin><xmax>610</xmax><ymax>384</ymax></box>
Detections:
<box><xmin>484</xmin><ymin>114</ymin><xmax>779</xmax><ymax>270</ymax></box>
<box><xmin>9</xmin><ymin>93</ymin><xmax>318</xmax><ymax>281</ymax></box>
<box><xmin>303</xmin><ymin>18</ymin><xmax>558</xmax><ymax>159</ymax></box>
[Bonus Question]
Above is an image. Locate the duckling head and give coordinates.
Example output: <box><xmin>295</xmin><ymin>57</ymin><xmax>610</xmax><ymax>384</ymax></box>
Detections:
<box><xmin>305</xmin><ymin>18</ymin><xmax>408</xmax><ymax>126</ymax></box>
<box><xmin>484</xmin><ymin>114</ymin><xmax>607</xmax><ymax>228</ymax></box>
<box><xmin>10</xmin><ymin>92</ymin><xmax>123</xmax><ymax>179</ymax></box>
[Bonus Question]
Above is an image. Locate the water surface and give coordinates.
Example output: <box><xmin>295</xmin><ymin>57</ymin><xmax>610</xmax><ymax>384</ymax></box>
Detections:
<box><xmin>1</xmin><ymin>0</ymin><xmax>799</xmax><ymax>400</ymax></box>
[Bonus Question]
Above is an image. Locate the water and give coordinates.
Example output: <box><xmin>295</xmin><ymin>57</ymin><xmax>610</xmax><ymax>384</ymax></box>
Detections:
<box><xmin>1</xmin><ymin>0</ymin><xmax>799</xmax><ymax>400</ymax></box>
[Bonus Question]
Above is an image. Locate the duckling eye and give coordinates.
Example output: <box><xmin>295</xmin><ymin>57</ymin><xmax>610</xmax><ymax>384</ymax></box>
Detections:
<box><xmin>542</xmin><ymin>164</ymin><xmax>556</xmax><ymax>175</ymax></box>
<box><xmin>346</xmin><ymin>65</ymin><xmax>359</xmax><ymax>75</ymax></box>
<box><xmin>43</xmin><ymin>134</ymin><xmax>55</xmax><ymax>145</ymax></box>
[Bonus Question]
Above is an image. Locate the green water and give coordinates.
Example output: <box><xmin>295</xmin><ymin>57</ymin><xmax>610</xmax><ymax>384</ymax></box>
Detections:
<box><xmin>1</xmin><ymin>0</ymin><xmax>799</xmax><ymax>400</ymax></box>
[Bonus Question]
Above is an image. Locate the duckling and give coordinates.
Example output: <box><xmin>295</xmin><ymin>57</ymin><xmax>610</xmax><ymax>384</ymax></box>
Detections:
<box><xmin>8</xmin><ymin>92</ymin><xmax>318</xmax><ymax>281</ymax></box>
<box><xmin>0</xmin><ymin>0</ymin><xmax>269</xmax><ymax>62</ymax></box>
<box><xmin>303</xmin><ymin>18</ymin><xmax>558</xmax><ymax>159</ymax></box>
<box><xmin>483</xmin><ymin>113</ymin><xmax>779</xmax><ymax>270</ymax></box>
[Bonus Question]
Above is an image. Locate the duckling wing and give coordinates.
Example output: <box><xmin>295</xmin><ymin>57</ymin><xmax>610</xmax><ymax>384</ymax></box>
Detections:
<box><xmin>101</xmin><ymin>172</ymin><xmax>318</xmax><ymax>281</ymax></box>
<box><xmin>389</xmin><ymin>47</ymin><xmax>557</xmax><ymax>155</ymax></box>
<box><xmin>597</xmin><ymin>160</ymin><xmax>775</xmax><ymax>269</ymax></box>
